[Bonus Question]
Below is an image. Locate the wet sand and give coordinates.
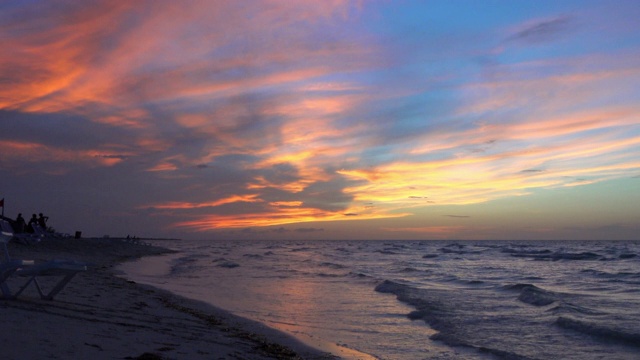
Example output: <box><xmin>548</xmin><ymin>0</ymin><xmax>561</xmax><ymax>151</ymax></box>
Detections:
<box><xmin>1</xmin><ymin>238</ymin><xmax>336</xmax><ymax>360</ymax></box>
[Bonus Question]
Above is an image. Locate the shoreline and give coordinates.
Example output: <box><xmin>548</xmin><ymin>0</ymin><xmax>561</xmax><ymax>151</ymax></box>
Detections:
<box><xmin>1</xmin><ymin>238</ymin><xmax>337</xmax><ymax>360</ymax></box>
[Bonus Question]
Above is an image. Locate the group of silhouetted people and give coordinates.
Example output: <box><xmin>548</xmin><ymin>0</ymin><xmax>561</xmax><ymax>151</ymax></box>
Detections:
<box><xmin>12</xmin><ymin>212</ymin><xmax>48</xmax><ymax>234</ymax></box>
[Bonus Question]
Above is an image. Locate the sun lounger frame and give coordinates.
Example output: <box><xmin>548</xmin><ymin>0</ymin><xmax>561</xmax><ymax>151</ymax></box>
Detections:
<box><xmin>1</xmin><ymin>220</ymin><xmax>87</xmax><ymax>300</ymax></box>
<box><xmin>13</xmin><ymin>267</ymin><xmax>82</xmax><ymax>300</ymax></box>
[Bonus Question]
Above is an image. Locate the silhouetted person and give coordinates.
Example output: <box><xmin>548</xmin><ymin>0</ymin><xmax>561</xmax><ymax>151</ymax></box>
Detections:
<box><xmin>15</xmin><ymin>213</ymin><xmax>26</xmax><ymax>233</ymax></box>
<box><xmin>38</xmin><ymin>213</ymin><xmax>48</xmax><ymax>229</ymax></box>
<box><xmin>28</xmin><ymin>214</ymin><xmax>37</xmax><ymax>233</ymax></box>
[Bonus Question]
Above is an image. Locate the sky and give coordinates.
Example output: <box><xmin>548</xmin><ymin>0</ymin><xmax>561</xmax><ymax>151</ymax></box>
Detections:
<box><xmin>1</xmin><ymin>0</ymin><xmax>639</xmax><ymax>241</ymax></box>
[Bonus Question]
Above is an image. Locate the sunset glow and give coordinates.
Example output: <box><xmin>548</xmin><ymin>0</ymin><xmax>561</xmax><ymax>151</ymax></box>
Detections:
<box><xmin>1</xmin><ymin>0</ymin><xmax>638</xmax><ymax>240</ymax></box>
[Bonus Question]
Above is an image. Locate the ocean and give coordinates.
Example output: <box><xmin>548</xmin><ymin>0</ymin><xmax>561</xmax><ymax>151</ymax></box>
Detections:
<box><xmin>118</xmin><ymin>240</ymin><xmax>640</xmax><ymax>359</ymax></box>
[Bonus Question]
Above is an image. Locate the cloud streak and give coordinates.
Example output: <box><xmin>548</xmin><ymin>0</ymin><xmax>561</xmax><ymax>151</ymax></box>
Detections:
<box><xmin>507</xmin><ymin>16</ymin><xmax>572</xmax><ymax>44</ymax></box>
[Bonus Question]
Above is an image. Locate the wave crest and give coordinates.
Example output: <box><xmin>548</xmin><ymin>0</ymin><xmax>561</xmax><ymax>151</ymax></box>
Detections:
<box><xmin>556</xmin><ymin>317</ymin><xmax>640</xmax><ymax>347</ymax></box>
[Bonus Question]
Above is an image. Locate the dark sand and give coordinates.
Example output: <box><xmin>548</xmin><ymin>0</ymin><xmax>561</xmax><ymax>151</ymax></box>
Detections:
<box><xmin>1</xmin><ymin>238</ymin><xmax>337</xmax><ymax>360</ymax></box>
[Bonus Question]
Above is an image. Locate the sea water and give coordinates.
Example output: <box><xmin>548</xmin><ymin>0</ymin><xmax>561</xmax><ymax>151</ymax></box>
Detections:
<box><xmin>119</xmin><ymin>240</ymin><xmax>640</xmax><ymax>359</ymax></box>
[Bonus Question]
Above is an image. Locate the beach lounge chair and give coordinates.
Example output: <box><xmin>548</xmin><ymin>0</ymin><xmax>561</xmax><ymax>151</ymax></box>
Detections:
<box><xmin>0</xmin><ymin>220</ymin><xmax>87</xmax><ymax>300</ymax></box>
<box><xmin>0</xmin><ymin>223</ymin><xmax>26</xmax><ymax>297</ymax></box>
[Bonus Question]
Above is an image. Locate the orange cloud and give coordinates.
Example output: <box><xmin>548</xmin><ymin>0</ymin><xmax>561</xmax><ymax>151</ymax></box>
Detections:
<box><xmin>149</xmin><ymin>194</ymin><xmax>262</xmax><ymax>210</ymax></box>
<box><xmin>173</xmin><ymin>205</ymin><xmax>408</xmax><ymax>231</ymax></box>
<box><xmin>270</xmin><ymin>201</ymin><xmax>303</xmax><ymax>207</ymax></box>
<box><xmin>146</xmin><ymin>163</ymin><xmax>178</xmax><ymax>172</ymax></box>
<box><xmin>0</xmin><ymin>140</ymin><xmax>129</xmax><ymax>169</ymax></box>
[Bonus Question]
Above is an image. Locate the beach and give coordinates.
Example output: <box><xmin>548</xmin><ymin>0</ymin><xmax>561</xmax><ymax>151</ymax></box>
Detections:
<box><xmin>0</xmin><ymin>238</ymin><xmax>335</xmax><ymax>360</ymax></box>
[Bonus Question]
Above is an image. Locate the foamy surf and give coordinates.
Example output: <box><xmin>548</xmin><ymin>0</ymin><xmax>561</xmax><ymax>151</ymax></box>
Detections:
<box><xmin>120</xmin><ymin>240</ymin><xmax>640</xmax><ymax>359</ymax></box>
